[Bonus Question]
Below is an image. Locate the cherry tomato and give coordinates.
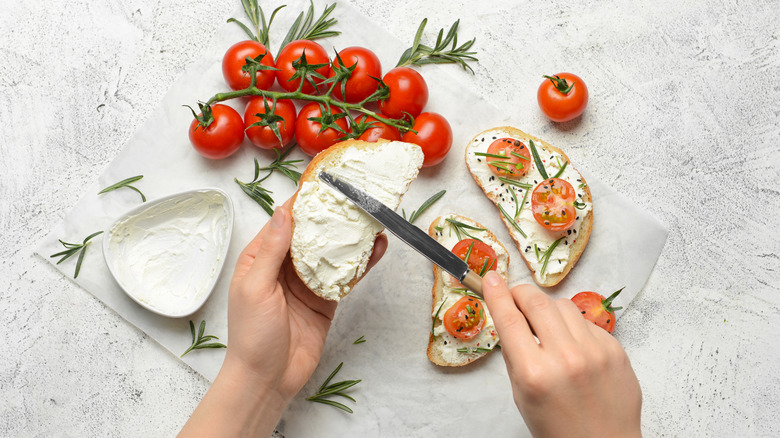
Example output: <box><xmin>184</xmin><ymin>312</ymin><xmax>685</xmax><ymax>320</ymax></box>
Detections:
<box><xmin>401</xmin><ymin>112</ymin><xmax>452</xmax><ymax>167</ymax></box>
<box><xmin>243</xmin><ymin>97</ymin><xmax>297</xmax><ymax>150</ymax></box>
<box><xmin>443</xmin><ymin>296</ymin><xmax>486</xmax><ymax>340</ymax></box>
<box><xmin>295</xmin><ymin>102</ymin><xmax>350</xmax><ymax>156</ymax></box>
<box><xmin>222</xmin><ymin>40</ymin><xmax>276</xmax><ymax>91</ymax></box>
<box><xmin>531</xmin><ymin>178</ymin><xmax>577</xmax><ymax>231</ymax></box>
<box><xmin>188</xmin><ymin>104</ymin><xmax>244</xmax><ymax>159</ymax></box>
<box><xmin>485</xmin><ymin>138</ymin><xmax>532</xmax><ymax>178</ymax></box>
<box><xmin>537</xmin><ymin>72</ymin><xmax>588</xmax><ymax>122</ymax></box>
<box><xmin>378</xmin><ymin>67</ymin><xmax>428</xmax><ymax>120</ymax></box>
<box><xmin>328</xmin><ymin>47</ymin><xmax>382</xmax><ymax>103</ymax></box>
<box><xmin>276</xmin><ymin>40</ymin><xmax>330</xmax><ymax>94</ymax></box>
<box><xmin>451</xmin><ymin>239</ymin><xmax>498</xmax><ymax>275</ymax></box>
<box><xmin>571</xmin><ymin>288</ymin><xmax>624</xmax><ymax>334</ymax></box>
<box><xmin>356</xmin><ymin>115</ymin><xmax>400</xmax><ymax>142</ymax></box>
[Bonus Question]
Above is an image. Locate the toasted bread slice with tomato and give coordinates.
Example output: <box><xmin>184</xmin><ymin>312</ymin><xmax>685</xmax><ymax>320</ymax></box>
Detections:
<box><xmin>427</xmin><ymin>214</ymin><xmax>509</xmax><ymax>367</ymax></box>
<box><xmin>464</xmin><ymin>127</ymin><xmax>593</xmax><ymax>287</ymax></box>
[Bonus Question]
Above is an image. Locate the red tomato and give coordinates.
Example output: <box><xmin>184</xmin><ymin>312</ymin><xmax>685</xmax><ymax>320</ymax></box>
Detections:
<box><xmin>531</xmin><ymin>178</ymin><xmax>576</xmax><ymax>231</ymax></box>
<box><xmin>222</xmin><ymin>41</ymin><xmax>276</xmax><ymax>91</ymax></box>
<box><xmin>243</xmin><ymin>97</ymin><xmax>297</xmax><ymax>150</ymax></box>
<box><xmin>378</xmin><ymin>67</ymin><xmax>428</xmax><ymax>120</ymax></box>
<box><xmin>401</xmin><ymin>112</ymin><xmax>452</xmax><ymax>167</ymax></box>
<box><xmin>188</xmin><ymin>104</ymin><xmax>244</xmax><ymax>159</ymax></box>
<box><xmin>328</xmin><ymin>47</ymin><xmax>382</xmax><ymax>103</ymax></box>
<box><xmin>295</xmin><ymin>102</ymin><xmax>350</xmax><ymax>156</ymax></box>
<box><xmin>485</xmin><ymin>138</ymin><xmax>532</xmax><ymax>178</ymax></box>
<box><xmin>443</xmin><ymin>296</ymin><xmax>486</xmax><ymax>340</ymax></box>
<box><xmin>451</xmin><ymin>239</ymin><xmax>498</xmax><ymax>275</ymax></box>
<box><xmin>537</xmin><ymin>72</ymin><xmax>589</xmax><ymax>122</ymax></box>
<box><xmin>571</xmin><ymin>288</ymin><xmax>624</xmax><ymax>334</ymax></box>
<box><xmin>356</xmin><ymin>115</ymin><xmax>400</xmax><ymax>142</ymax></box>
<box><xmin>276</xmin><ymin>40</ymin><xmax>330</xmax><ymax>94</ymax></box>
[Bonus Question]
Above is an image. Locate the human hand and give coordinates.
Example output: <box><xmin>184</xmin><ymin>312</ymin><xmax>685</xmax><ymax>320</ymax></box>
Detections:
<box><xmin>482</xmin><ymin>272</ymin><xmax>642</xmax><ymax>438</ymax></box>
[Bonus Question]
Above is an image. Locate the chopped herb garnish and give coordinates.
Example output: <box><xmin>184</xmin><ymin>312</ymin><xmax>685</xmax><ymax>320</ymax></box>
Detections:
<box><xmin>353</xmin><ymin>335</ymin><xmax>366</xmax><ymax>345</ymax></box>
<box><xmin>497</xmin><ymin>177</ymin><xmax>533</xmax><ymax>190</ymax></box>
<box><xmin>574</xmin><ymin>199</ymin><xmax>588</xmax><ymax>210</ymax></box>
<box><xmin>50</xmin><ymin>231</ymin><xmax>104</xmax><ymax>279</ymax></box>
<box><xmin>499</xmin><ymin>204</ymin><xmax>527</xmax><ymax>238</ymax></box>
<box><xmin>181</xmin><ymin>320</ymin><xmax>227</xmax><ymax>357</ymax></box>
<box><xmin>552</xmin><ymin>161</ymin><xmax>569</xmax><ymax>179</ymax></box>
<box><xmin>457</xmin><ymin>347</ymin><xmax>492</xmax><ymax>354</ymax></box>
<box><xmin>539</xmin><ymin>237</ymin><xmax>565</xmax><ymax>277</ymax></box>
<box><xmin>510</xmin><ymin>151</ymin><xmax>530</xmax><ymax>161</ymax></box>
<box><xmin>452</xmin><ymin>288</ymin><xmax>481</xmax><ymax>299</ymax></box>
<box><xmin>464</xmin><ymin>240</ymin><xmax>475</xmax><ymax>266</ymax></box>
<box><xmin>432</xmin><ymin>298</ymin><xmax>448</xmax><ymax>339</ymax></box>
<box><xmin>445</xmin><ymin>218</ymin><xmax>485</xmax><ymax>241</ymax></box>
<box><xmin>474</xmin><ymin>152</ymin><xmax>509</xmax><ymax>159</ymax></box>
<box><xmin>528</xmin><ymin>139</ymin><xmax>549</xmax><ymax>180</ymax></box>
<box><xmin>306</xmin><ymin>362</ymin><xmax>361</xmax><ymax>414</ymax></box>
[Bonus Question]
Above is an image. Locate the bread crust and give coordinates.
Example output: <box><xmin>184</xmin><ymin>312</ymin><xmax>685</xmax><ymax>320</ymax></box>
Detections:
<box><xmin>426</xmin><ymin>214</ymin><xmax>509</xmax><ymax>367</ymax></box>
<box><xmin>464</xmin><ymin>127</ymin><xmax>593</xmax><ymax>287</ymax></box>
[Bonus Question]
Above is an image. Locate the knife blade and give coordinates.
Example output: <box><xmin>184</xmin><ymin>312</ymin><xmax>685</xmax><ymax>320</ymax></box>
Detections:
<box><xmin>318</xmin><ymin>171</ymin><xmax>484</xmax><ymax>296</ymax></box>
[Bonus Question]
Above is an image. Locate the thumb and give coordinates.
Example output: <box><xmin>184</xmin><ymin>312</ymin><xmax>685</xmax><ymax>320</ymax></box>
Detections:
<box><xmin>244</xmin><ymin>206</ymin><xmax>292</xmax><ymax>292</ymax></box>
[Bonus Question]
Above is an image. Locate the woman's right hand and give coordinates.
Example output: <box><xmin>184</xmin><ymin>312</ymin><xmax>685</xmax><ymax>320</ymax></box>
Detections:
<box><xmin>482</xmin><ymin>271</ymin><xmax>643</xmax><ymax>438</ymax></box>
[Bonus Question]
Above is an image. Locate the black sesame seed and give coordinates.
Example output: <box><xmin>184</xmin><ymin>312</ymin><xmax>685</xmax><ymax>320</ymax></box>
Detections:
<box><xmin>606</xmin><ymin>319</ymin><xmax>611</xmax><ymax>323</ymax></box>
<box><xmin>481</xmin><ymin>138</ymin><xmax>485</xmax><ymax>142</ymax></box>
<box><xmin>573</xmin><ymin>229</ymin><xmax>577</xmax><ymax>233</ymax></box>
<box><xmin>558</xmin><ymin>260</ymin><xmax>562</xmax><ymax>264</ymax></box>
<box><xmin>477</xmin><ymin>158</ymin><xmax>481</xmax><ymax>162</ymax></box>
<box><xmin>443</xmin><ymin>341</ymin><xmax>448</xmax><ymax>345</ymax></box>
<box><xmin>581</xmin><ymin>310</ymin><xmax>586</xmax><ymax>314</ymax></box>
<box><xmin>567</xmin><ymin>230</ymin><xmax>572</xmax><ymax>235</ymax></box>
<box><xmin>492</xmin><ymin>136</ymin><xmax>497</xmax><ymax>140</ymax></box>
<box><xmin>545</xmin><ymin>221</ymin><xmax>550</xmax><ymax>225</ymax></box>
<box><xmin>561</xmin><ymin>210</ymin><xmax>566</xmax><ymax>216</ymax></box>
<box><xmin>534</xmin><ymin>180</ymin><xmax>538</xmax><ymax>184</ymax></box>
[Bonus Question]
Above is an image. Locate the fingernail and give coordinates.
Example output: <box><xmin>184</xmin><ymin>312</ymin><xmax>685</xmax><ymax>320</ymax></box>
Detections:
<box><xmin>484</xmin><ymin>271</ymin><xmax>502</xmax><ymax>287</ymax></box>
<box><xmin>271</xmin><ymin>207</ymin><xmax>285</xmax><ymax>228</ymax></box>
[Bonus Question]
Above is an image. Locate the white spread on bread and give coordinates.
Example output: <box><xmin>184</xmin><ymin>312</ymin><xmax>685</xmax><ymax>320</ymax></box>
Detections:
<box><xmin>465</xmin><ymin>128</ymin><xmax>592</xmax><ymax>283</ymax></box>
<box><xmin>429</xmin><ymin>215</ymin><xmax>508</xmax><ymax>365</ymax></box>
<box><xmin>291</xmin><ymin>141</ymin><xmax>424</xmax><ymax>301</ymax></box>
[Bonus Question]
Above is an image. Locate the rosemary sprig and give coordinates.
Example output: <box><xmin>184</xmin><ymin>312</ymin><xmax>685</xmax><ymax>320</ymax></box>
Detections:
<box><xmin>498</xmin><ymin>186</ymin><xmax>528</xmax><ymax>238</ymax></box>
<box><xmin>432</xmin><ymin>298</ymin><xmax>447</xmax><ymax>339</ymax></box>
<box><xmin>353</xmin><ymin>335</ymin><xmax>366</xmax><ymax>345</ymax></box>
<box><xmin>98</xmin><ymin>175</ymin><xmax>146</xmax><ymax>202</ymax></box>
<box><xmin>228</xmin><ymin>0</ymin><xmax>285</xmax><ymax>47</ymax></box>
<box><xmin>539</xmin><ymin>237</ymin><xmax>565</xmax><ymax>278</ymax></box>
<box><xmin>396</xmin><ymin>19</ymin><xmax>478</xmax><ymax>73</ymax></box>
<box><xmin>181</xmin><ymin>320</ymin><xmax>227</xmax><ymax>357</ymax></box>
<box><xmin>277</xmin><ymin>1</ymin><xmax>340</xmax><ymax>59</ymax></box>
<box><xmin>451</xmin><ymin>288</ymin><xmax>481</xmax><ymax>300</ymax></box>
<box><xmin>50</xmin><ymin>231</ymin><xmax>104</xmax><ymax>279</ymax></box>
<box><xmin>552</xmin><ymin>160</ymin><xmax>569</xmax><ymax>179</ymax></box>
<box><xmin>306</xmin><ymin>362</ymin><xmax>361</xmax><ymax>413</ymax></box>
<box><xmin>445</xmin><ymin>218</ymin><xmax>485</xmax><ymax>241</ymax></box>
<box><xmin>457</xmin><ymin>347</ymin><xmax>492</xmax><ymax>354</ymax></box>
<box><xmin>528</xmin><ymin>139</ymin><xmax>549</xmax><ymax>180</ymax></box>
<box><xmin>235</xmin><ymin>148</ymin><xmax>302</xmax><ymax>215</ymax></box>
<box><xmin>497</xmin><ymin>177</ymin><xmax>533</xmax><ymax>190</ymax></box>
<box><xmin>403</xmin><ymin>190</ymin><xmax>446</xmax><ymax>224</ymax></box>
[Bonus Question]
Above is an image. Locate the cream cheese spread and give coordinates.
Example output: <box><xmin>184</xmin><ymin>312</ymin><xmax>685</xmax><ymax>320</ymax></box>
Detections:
<box><xmin>465</xmin><ymin>129</ymin><xmax>592</xmax><ymax>283</ymax></box>
<box><xmin>105</xmin><ymin>189</ymin><xmax>231</xmax><ymax>316</ymax></box>
<box><xmin>291</xmin><ymin>141</ymin><xmax>424</xmax><ymax>301</ymax></box>
<box><xmin>430</xmin><ymin>214</ymin><xmax>509</xmax><ymax>364</ymax></box>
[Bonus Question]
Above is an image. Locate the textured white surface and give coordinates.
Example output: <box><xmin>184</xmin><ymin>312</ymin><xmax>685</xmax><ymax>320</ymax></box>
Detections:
<box><xmin>2</xmin><ymin>1</ymin><xmax>779</xmax><ymax>438</ymax></box>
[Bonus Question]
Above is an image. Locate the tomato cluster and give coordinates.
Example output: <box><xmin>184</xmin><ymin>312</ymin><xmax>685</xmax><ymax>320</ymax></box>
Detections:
<box><xmin>189</xmin><ymin>39</ymin><xmax>453</xmax><ymax>167</ymax></box>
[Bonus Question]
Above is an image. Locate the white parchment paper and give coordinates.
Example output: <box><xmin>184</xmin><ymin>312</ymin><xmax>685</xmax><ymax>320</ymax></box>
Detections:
<box><xmin>36</xmin><ymin>1</ymin><xmax>667</xmax><ymax>436</ymax></box>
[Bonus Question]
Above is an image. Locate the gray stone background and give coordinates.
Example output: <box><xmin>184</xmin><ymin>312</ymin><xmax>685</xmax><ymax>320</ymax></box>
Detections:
<box><xmin>2</xmin><ymin>0</ymin><xmax>779</xmax><ymax>436</ymax></box>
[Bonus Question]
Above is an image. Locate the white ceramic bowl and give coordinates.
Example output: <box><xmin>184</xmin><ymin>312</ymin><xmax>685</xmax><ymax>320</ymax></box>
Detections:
<box><xmin>102</xmin><ymin>188</ymin><xmax>234</xmax><ymax>318</ymax></box>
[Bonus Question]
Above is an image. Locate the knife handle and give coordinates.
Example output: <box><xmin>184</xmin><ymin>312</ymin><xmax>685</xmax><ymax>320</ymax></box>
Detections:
<box><xmin>461</xmin><ymin>271</ymin><xmax>484</xmax><ymax>297</ymax></box>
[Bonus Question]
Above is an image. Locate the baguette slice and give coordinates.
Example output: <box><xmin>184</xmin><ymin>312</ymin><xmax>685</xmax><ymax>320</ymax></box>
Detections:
<box><xmin>465</xmin><ymin>127</ymin><xmax>593</xmax><ymax>287</ymax></box>
<box><xmin>427</xmin><ymin>214</ymin><xmax>509</xmax><ymax>367</ymax></box>
<box><xmin>290</xmin><ymin>139</ymin><xmax>424</xmax><ymax>301</ymax></box>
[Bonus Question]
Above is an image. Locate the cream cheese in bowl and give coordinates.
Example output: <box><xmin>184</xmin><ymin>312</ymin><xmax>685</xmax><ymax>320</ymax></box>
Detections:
<box><xmin>103</xmin><ymin>188</ymin><xmax>233</xmax><ymax>318</ymax></box>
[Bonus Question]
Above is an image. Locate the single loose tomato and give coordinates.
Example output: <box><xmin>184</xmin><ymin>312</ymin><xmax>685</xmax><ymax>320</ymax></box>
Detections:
<box><xmin>485</xmin><ymin>138</ymin><xmax>532</xmax><ymax>178</ymax></box>
<box><xmin>571</xmin><ymin>288</ymin><xmax>624</xmax><ymax>334</ymax></box>
<box><xmin>443</xmin><ymin>296</ymin><xmax>486</xmax><ymax>340</ymax></box>
<box><xmin>295</xmin><ymin>102</ymin><xmax>350</xmax><ymax>156</ymax></box>
<box><xmin>537</xmin><ymin>72</ymin><xmax>588</xmax><ymax>122</ymax></box>
<box><xmin>188</xmin><ymin>104</ymin><xmax>245</xmax><ymax>159</ymax></box>
<box><xmin>378</xmin><ymin>67</ymin><xmax>428</xmax><ymax>120</ymax></box>
<box><xmin>243</xmin><ymin>97</ymin><xmax>297</xmax><ymax>150</ymax></box>
<box><xmin>531</xmin><ymin>178</ymin><xmax>576</xmax><ymax>231</ymax></box>
<box><xmin>328</xmin><ymin>47</ymin><xmax>382</xmax><ymax>103</ymax></box>
<box><xmin>401</xmin><ymin>112</ymin><xmax>452</xmax><ymax>167</ymax></box>
<box><xmin>452</xmin><ymin>239</ymin><xmax>498</xmax><ymax>275</ymax></box>
<box><xmin>276</xmin><ymin>40</ymin><xmax>330</xmax><ymax>94</ymax></box>
<box><xmin>222</xmin><ymin>40</ymin><xmax>276</xmax><ymax>91</ymax></box>
<box><xmin>355</xmin><ymin>115</ymin><xmax>401</xmax><ymax>142</ymax></box>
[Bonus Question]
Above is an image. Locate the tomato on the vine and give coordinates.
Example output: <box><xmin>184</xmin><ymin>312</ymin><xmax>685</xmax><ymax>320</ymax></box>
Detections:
<box><xmin>531</xmin><ymin>177</ymin><xmax>576</xmax><ymax>231</ymax></box>
<box><xmin>243</xmin><ymin>97</ymin><xmax>297</xmax><ymax>150</ymax></box>
<box><xmin>276</xmin><ymin>40</ymin><xmax>330</xmax><ymax>94</ymax></box>
<box><xmin>401</xmin><ymin>112</ymin><xmax>452</xmax><ymax>167</ymax></box>
<box><xmin>537</xmin><ymin>72</ymin><xmax>588</xmax><ymax>122</ymax></box>
<box><xmin>443</xmin><ymin>296</ymin><xmax>486</xmax><ymax>340</ymax></box>
<box><xmin>571</xmin><ymin>288</ymin><xmax>624</xmax><ymax>334</ymax></box>
<box><xmin>295</xmin><ymin>102</ymin><xmax>350</xmax><ymax>156</ymax></box>
<box><xmin>329</xmin><ymin>47</ymin><xmax>382</xmax><ymax>103</ymax></box>
<box><xmin>485</xmin><ymin>138</ymin><xmax>532</xmax><ymax>178</ymax></box>
<box><xmin>378</xmin><ymin>67</ymin><xmax>428</xmax><ymax>120</ymax></box>
<box><xmin>451</xmin><ymin>239</ymin><xmax>497</xmax><ymax>275</ymax></box>
<box><xmin>222</xmin><ymin>40</ymin><xmax>276</xmax><ymax>91</ymax></box>
<box><xmin>355</xmin><ymin>115</ymin><xmax>400</xmax><ymax>142</ymax></box>
<box><xmin>188</xmin><ymin>104</ymin><xmax>245</xmax><ymax>159</ymax></box>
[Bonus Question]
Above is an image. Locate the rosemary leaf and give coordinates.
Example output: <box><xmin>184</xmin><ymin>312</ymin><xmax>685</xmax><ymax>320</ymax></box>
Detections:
<box><xmin>445</xmin><ymin>218</ymin><xmax>485</xmax><ymax>241</ymax></box>
<box><xmin>181</xmin><ymin>320</ymin><xmax>227</xmax><ymax>357</ymax></box>
<box><xmin>98</xmin><ymin>175</ymin><xmax>146</xmax><ymax>202</ymax></box>
<box><xmin>539</xmin><ymin>237</ymin><xmax>565</xmax><ymax>278</ymax></box>
<box><xmin>552</xmin><ymin>160</ymin><xmax>569</xmax><ymax>179</ymax></box>
<box><xmin>406</xmin><ymin>190</ymin><xmax>446</xmax><ymax>224</ymax></box>
<box><xmin>432</xmin><ymin>298</ymin><xmax>447</xmax><ymax>339</ymax></box>
<box><xmin>497</xmin><ymin>177</ymin><xmax>533</xmax><ymax>190</ymax></box>
<box><xmin>307</xmin><ymin>362</ymin><xmax>360</xmax><ymax>413</ymax></box>
<box><xmin>499</xmin><ymin>204</ymin><xmax>527</xmax><ymax>238</ymax></box>
<box><xmin>353</xmin><ymin>335</ymin><xmax>366</xmax><ymax>345</ymax></box>
<box><xmin>528</xmin><ymin>139</ymin><xmax>549</xmax><ymax>180</ymax></box>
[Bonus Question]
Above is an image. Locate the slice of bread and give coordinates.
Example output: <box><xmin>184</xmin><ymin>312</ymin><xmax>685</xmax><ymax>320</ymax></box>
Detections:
<box><xmin>290</xmin><ymin>139</ymin><xmax>424</xmax><ymax>301</ymax></box>
<box><xmin>465</xmin><ymin>127</ymin><xmax>593</xmax><ymax>287</ymax></box>
<box><xmin>427</xmin><ymin>214</ymin><xmax>509</xmax><ymax>367</ymax></box>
